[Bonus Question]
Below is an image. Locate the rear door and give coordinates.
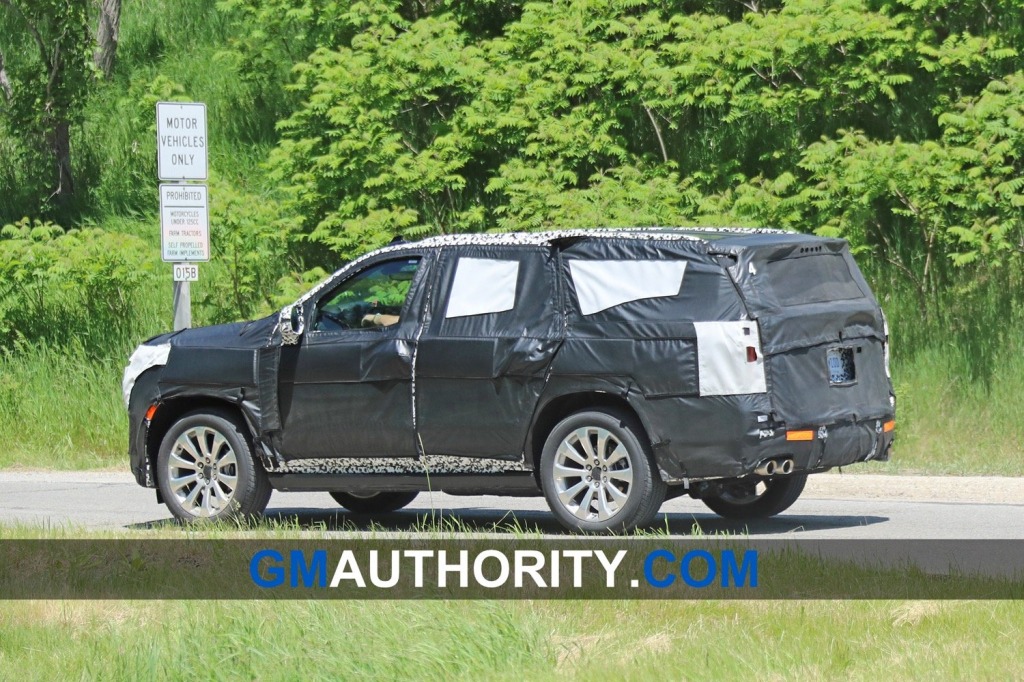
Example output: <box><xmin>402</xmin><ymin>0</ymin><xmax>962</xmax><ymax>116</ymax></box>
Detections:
<box><xmin>415</xmin><ymin>245</ymin><xmax>561</xmax><ymax>459</ymax></box>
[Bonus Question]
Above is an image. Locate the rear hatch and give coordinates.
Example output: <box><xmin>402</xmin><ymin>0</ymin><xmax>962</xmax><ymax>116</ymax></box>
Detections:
<box><xmin>711</xmin><ymin>235</ymin><xmax>893</xmax><ymax>427</ymax></box>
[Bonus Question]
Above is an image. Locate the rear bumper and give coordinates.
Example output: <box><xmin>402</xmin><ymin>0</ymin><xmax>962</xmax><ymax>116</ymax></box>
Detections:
<box><xmin>777</xmin><ymin>418</ymin><xmax>894</xmax><ymax>473</ymax></box>
<box><xmin>642</xmin><ymin>393</ymin><xmax>894</xmax><ymax>481</ymax></box>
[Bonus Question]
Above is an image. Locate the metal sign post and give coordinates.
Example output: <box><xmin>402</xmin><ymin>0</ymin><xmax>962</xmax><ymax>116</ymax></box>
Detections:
<box><xmin>172</xmin><ymin>263</ymin><xmax>199</xmax><ymax>330</ymax></box>
<box><xmin>172</xmin><ymin>281</ymin><xmax>192</xmax><ymax>330</ymax></box>
<box><xmin>156</xmin><ymin>101</ymin><xmax>209</xmax><ymax>330</ymax></box>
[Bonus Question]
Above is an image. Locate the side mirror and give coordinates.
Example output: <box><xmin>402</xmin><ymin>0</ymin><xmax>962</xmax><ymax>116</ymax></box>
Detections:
<box><xmin>280</xmin><ymin>304</ymin><xmax>305</xmax><ymax>345</ymax></box>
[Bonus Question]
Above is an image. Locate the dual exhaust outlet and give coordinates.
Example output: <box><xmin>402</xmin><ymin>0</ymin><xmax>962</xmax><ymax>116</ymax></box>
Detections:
<box><xmin>754</xmin><ymin>457</ymin><xmax>794</xmax><ymax>477</ymax></box>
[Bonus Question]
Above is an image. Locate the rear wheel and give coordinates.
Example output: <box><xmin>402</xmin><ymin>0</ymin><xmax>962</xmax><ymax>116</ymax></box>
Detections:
<box><xmin>540</xmin><ymin>408</ymin><xmax>666</xmax><ymax>533</ymax></box>
<box><xmin>702</xmin><ymin>474</ymin><xmax>807</xmax><ymax>519</ymax></box>
<box><xmin>330</xmin><ymin>491</ymin><xmax>418</xmax><ymax>513</ymax></box>
<box><xmin>157</xmin><ymin>409</ymin><xmax>272</xmax><ymax>522</ymax></box>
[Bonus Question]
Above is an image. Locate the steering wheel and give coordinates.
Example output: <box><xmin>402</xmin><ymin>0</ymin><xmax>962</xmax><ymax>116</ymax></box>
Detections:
<box><xmin>319</xmin><ymin>310</ymin><xmax>350</xmax><ymax>329</ymax></box>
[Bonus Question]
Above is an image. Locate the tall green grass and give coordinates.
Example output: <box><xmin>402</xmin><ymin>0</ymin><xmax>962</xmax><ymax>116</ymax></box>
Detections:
<box><xmin>0</xmin><ymin>217</ymin><xmax>283</xmax><ymax>469</ymax></box>
<box><xmin>0</xmin><ymin>600</ymin><xmax>1021</xmax><ymax>681</ymax></box>
<box><xmin>0</xmin><ymin>343</ymin><xmax>131</xmax><ymax>469</ymax></box>
<box><xmin>862</xmin><ymin>262</ymin><xmax>1024</xmax><ymax>475</ymax></box>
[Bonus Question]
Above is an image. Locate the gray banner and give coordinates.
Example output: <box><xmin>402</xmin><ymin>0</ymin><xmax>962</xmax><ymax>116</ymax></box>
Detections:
<box><xmin>1</xmin><ymin>539</ymin><xmax>1021</xmax><ymax>599</ymax></box>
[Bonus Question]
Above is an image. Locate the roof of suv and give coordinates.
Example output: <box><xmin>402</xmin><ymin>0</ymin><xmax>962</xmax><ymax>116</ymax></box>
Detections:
<box><xmin>290</xmin><ymin>227</ymin><xmax>826</xmax><ymax>307</ymax></box>
<box><xmin>401</xmin><ymin>226</ymin><xmax>800</xmax><ymax>250</ymax></box>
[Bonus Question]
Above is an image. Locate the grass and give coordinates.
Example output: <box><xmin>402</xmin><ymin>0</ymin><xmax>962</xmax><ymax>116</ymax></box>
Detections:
<box><xmin>872</xmin><ymin>344</ymin><xmax>1024</xmax><ymax>476</ymax></box>
<box><xmin>0</xmin><ymin>523</ymin><xmax>1022</xmax><ymax>679</ymax></box>
<box><xmin>0</xmin><ymin>345</ymin><xmax>128</xmax><ymax>470</ymax></box>
<box><xmin>2</xmin><ymin>210</ymin><xmax>1023</xmax><ymax>476</ymax></box>
<box><xmin>0</xmin><ymin>586</ymin><xmax>1022</xmax><ymax>679</ymax></box>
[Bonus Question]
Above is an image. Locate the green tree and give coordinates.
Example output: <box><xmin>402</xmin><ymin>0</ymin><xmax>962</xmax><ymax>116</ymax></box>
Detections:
<box><xmin>0</xmin><ymin>0</ymin><xmax>93</xmax><ymax>218</ymax></box>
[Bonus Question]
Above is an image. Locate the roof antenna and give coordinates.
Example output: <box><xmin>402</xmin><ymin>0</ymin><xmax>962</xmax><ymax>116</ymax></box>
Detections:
<box><xmin>390</xmin><ymin>235</ymin><xmax>407</xmax><ymax>245</ymax></box>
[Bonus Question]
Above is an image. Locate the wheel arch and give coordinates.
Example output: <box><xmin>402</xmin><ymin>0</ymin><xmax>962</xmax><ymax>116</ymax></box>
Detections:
<box><xmin>146</xmin><ymin>397</ymin><xmax>257</xmax><ymax>488</ymax></box>
<box><xmin>527</xmin><ymin>390</ymin><xmax>650</xmax><ymax>474</ymax></box>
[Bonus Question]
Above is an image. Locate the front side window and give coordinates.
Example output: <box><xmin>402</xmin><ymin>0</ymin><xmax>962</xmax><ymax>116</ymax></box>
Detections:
<box><xmin>314</xmin><ymin>258</ymin><xmax>421</xmax><ymax>331</ymax></box>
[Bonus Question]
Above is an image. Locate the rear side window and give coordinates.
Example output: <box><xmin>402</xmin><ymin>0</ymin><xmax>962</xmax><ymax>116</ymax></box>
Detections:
<box><xmin>445</xmin><ymin>258</ymin><xmax>520</xmax><ymax>318</ymax></box>
<box><xmin>568</xmin><ymin>260</ymin><xmax>688</xmax><ymax>315</ymax></box>
<box><xmin>766</xmin><ymin>254</ymin><xmax>864</xmax><ymax>307</ymax></box>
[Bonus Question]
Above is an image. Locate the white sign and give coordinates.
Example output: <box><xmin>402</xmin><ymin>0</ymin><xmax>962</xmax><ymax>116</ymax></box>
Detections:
<box><xmin>156</xmin><ymin>102</ymin><xmax>208</xmax><ymax>181</ymax></box>
<box><xmin>172</xmin><ymin>263</ymin><xmax>199</xmax><ymax>282</ymax></box>
<box><xmin>160</xmin><ymin>184</ymin><xmax>210</xmax><ymax>262</ymax></box>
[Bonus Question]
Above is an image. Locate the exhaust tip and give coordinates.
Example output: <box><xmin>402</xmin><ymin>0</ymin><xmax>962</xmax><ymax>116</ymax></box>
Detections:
<box><xmin>754</xmin><ymin>459</ymin><xmax>777</xmax><ymax>477</ymax></box>
<box><xmin>778</xmin><ymin>458</ymin><xmax>794</xmax><ymax>475</ymax></box>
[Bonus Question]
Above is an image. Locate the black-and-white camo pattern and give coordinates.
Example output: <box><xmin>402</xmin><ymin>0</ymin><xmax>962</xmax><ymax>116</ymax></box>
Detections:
<box><xmin>278</xmin><ymin>307</ymin><xmax>303</xmax><ymax>346</ymax></box>
<box><xmin>274</xmin><ymin>454</ymin><xmax>532</xmax><ymax>475</ymax></box>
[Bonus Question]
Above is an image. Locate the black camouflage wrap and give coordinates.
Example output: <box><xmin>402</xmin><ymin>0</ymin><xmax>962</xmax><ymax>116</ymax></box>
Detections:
<box><xmin>126</xmin><ymin>228</ymin><xmax>895</xmax><ymax>491</ymax></box>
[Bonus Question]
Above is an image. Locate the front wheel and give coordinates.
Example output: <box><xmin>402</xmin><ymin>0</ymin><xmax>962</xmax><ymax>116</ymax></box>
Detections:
<box><xmin>157</xmin><ymin>409</ymin><xmax>272</xmax><ymax>523</ymax></box>
<box><xmin>701</xmin><ymin>474</ymin><xmax>808</xmax><ymax>519</ymax></box>
<box><xmin>540</xmin><ymin>409</ymin><xmax>666</xmax><ymax>533</ymax></box>
<box><xmin>330</xmin><ymin>491</ymin><xmax>418</xmax><ymax>513</ymax></box>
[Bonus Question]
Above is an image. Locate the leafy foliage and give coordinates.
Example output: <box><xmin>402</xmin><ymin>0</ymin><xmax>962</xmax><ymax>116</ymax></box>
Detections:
<box><xmin>0</xmin><ymin>0</ymin><xmax>1022</xmax><ymax>355</ymax></box>
<box><xmin>196</xmin><ymin>181</ymin><xmax>294</xmax><ymax>324</ymax></box>
<box><xmin>258</xmin><ymin>0</ymin><xmax>1022</xmax><ymax>277</ymax></box>
<box><xmin>0</xmin><ymin>217</ymin><xmax>157</xmax><ymax>355</ymax></box>
<box><xmin>1</xmin><ymin>0</ymin><xmax>1024</xmax><ymax>463</ymax></box>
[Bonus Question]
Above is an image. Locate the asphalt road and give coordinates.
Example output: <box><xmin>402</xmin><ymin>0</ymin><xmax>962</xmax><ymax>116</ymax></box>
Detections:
<box><xmin>1</xmin><ymin>470</ymin><xmax>1020</xmax><ymax>539</ymax></box>
<box><xmin>3</xmin><ymin>470</ymin><xmax>1022</xmax><ymax>578</ymax></box>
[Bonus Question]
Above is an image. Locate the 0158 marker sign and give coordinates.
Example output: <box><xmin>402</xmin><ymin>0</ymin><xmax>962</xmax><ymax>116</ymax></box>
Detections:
<box><xmin>173</xmin><ymin>263</ymin><xmax>199</xmax><ymax>282</ymax></box>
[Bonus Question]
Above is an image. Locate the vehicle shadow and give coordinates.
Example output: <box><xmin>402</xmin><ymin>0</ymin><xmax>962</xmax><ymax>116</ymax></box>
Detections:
<box><xmin>243</xmin><ymin>506</ymin><xmax>890</xmax><ymax>536</ymax></box>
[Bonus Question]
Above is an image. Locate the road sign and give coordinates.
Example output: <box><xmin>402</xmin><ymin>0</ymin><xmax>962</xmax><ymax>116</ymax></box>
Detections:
<box><xmin>160</xmin><ymin>184</ymin><xmax>210</xmax><ymax>262</ymax></box>
<box><xmin>172</xmin><ymin>263</ymin><xmax>199</xmax><ymax>282</ymax></box>
<box><xmin>156</xmin><ymin>102</ymin><xmax>208</xmax><ymax>181</ymax></box>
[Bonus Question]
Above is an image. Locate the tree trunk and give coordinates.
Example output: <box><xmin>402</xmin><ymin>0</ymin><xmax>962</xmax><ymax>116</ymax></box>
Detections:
<box><xmin>0</xmin><ymin>50</ymin><xmax>12</xmax><ymax>102</ymax></box>
<box><xmin>49</xmin><ymin>119</ymin><xmax>74</xmax><ymax>207</ymax></box>
<box><xmin>94</xmin><ymin>0</ymin><xmax>120</xmax><ymax>79</ymax></box>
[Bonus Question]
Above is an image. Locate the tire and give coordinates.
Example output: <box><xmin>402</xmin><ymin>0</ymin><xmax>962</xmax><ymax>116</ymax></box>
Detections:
<box><xmin>701</xmin><ymin>474</ymin><xmax>808</xmax><ymax>519</ymax></box>
<box><xmin>157</xmin><ymin>408</ymin><xmax>272</xmax><ymax>523</ymax></box>
<box><xmin>330</xmin><ymin>491</ymin><xmax>419</xmax><ymax>513</ymax></box>
<box><xmin>540</xmin><ymin>408</ymin><xmax>666</xmax><ymax>533</ymax></box>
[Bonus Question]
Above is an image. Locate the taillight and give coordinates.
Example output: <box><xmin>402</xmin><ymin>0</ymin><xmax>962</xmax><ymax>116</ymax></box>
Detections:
<box><xmin>746</xmin><ymin>346</ymin><xmax>758</xmax><ymax>362</ymax></box>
